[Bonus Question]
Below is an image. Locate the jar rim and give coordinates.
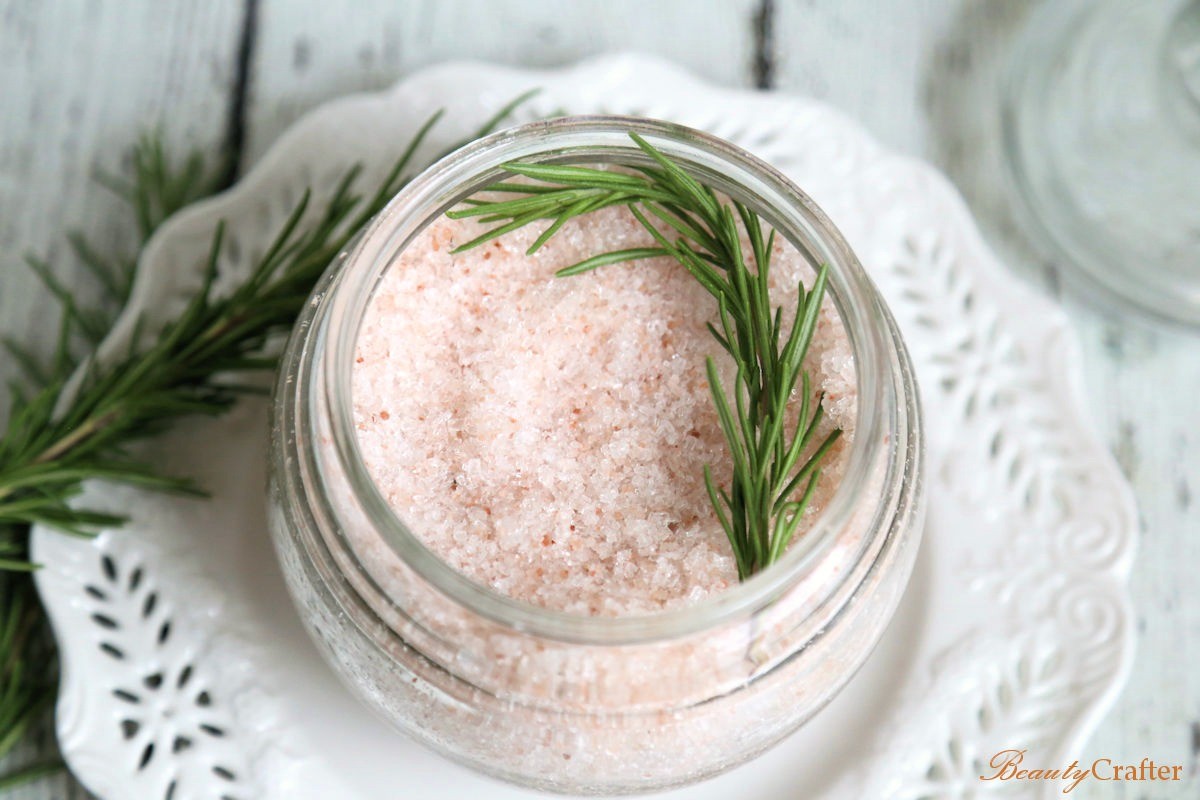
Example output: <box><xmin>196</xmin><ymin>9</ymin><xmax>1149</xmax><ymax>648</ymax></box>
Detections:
<box><xmin>308</xmin><ymin>115</ymin><xmax>919</xmax><ymax>644</ymax></box>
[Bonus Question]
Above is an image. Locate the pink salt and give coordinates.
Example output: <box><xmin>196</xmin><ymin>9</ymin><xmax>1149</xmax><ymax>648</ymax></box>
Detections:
<box><xmin>351</xmin><ymin>205</ymin><xmax>856</xmax><ymax>616</ymax></box>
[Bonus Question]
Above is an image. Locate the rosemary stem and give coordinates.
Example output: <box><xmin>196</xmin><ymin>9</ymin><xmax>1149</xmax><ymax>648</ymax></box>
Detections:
<box><xmin>28</xmin><ymin>407</ymin><xmax>124</xmax><ymax>469</ymax></box>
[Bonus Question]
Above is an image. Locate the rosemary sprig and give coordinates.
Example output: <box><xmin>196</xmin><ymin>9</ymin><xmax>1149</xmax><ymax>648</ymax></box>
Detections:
<box><xmin>449</xmin><ymin>133</ymin><xmax>841</xmax><ymax>579</ymax></box>
<box><xmin>0</xmin><ymin>93</ymin><xmax>533</xmax><ymax>785</ymax></box>
<box><xmin>0</xmin><ymin>114</ymin><xmax>436</xmax><ymax>542</ymax></box>
<box><xmin>0</xmin><ymin>131</ymin><xmax>226</xmax><ymax>786</ymax></box>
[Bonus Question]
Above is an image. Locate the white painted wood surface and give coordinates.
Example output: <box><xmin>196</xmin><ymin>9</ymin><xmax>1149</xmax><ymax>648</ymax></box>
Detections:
<box><xmin>1</xmin><ymin>1</ymin><xmax>1196</xmax><ymax>798</ymax></box>
<box><xmin>246</xmin><ymin>0</ymin><xmax>762</xmax><ymax>164</ymax></box>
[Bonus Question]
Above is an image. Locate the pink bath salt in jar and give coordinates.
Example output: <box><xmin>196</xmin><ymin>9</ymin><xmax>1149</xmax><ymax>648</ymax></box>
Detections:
<box><xmin>267</xmin><ymin>116</ymin><xmax>924</xmax><ymax>794</ymax></box>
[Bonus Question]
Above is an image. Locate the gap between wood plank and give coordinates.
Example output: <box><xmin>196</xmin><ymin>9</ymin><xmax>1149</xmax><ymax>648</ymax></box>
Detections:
<box><xmin>753</xmin><ymin>0</ymin><xmax>776</xmax><ymax>89</ymax></box>
<box><xmin>219</xmin><ymin>0</ymin><xmax>261</xmax><ymax>189</ymax></box>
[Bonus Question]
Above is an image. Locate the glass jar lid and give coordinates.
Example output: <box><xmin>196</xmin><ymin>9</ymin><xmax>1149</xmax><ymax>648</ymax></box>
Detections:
<box><xmin>1003</xmin><ymin>0</ymin><xmax>1200</xmax><ymax>326</ymax></box>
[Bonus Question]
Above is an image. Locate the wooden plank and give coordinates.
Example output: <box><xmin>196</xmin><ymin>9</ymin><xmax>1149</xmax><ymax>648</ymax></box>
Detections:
<box><xmin>0</xmin><ymin>0</ymin><xmax>246</xmax><ymax>409</ymax></box>
<box><xmin>773</xmin><ymin>0</ymin><xmax>948</xmax><ymax>157</ymax></box>
<box><xmin>243</xmin><ymin>0</ymin><xmax>762</xmax><ymax>164</ymax></box>
<box><xmin>1069</xmin><ymin>309</ymin><xmax>1200</xmax><ymax>791</ymax></box>
<box><xmin>0</xmin><ymin>2</ymin><xmax>246</xmax><ymax>798</ymax></box>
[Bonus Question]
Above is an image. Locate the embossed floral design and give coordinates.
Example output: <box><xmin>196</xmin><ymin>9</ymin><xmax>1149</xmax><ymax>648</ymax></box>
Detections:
<box><xmin>84</xmin><ymin>551</ymin><xmax>247</xmax><ymax>800</ymax></box>
<box><xmin>858</xmin><ymin>184</ymin><xmax>1134</xmax><ymax>798</ymax></box>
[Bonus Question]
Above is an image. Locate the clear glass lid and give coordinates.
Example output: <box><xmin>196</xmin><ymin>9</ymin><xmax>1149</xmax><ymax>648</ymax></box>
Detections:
<box><xmin>1003</xmin><ymin>0</ymin><xmax>1200</xmax><ymax>326</ymax></box>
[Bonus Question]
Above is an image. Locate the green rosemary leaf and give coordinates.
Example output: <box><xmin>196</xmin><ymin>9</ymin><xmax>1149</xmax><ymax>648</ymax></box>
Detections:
<box><xmin>628</xmin><ymin>133</ymin><xmax>719</xmax><ymax>220</ymax></box>
<box><xmin>705</xmin><ymin>358</ymin><xmax>752</xmax><ymax>481</ymax></box>
<box><xmin>527</xmin><ymin>214</ymin><xmax>572</xmax><ymax>254</ymax></box>
<box><xmin>1</xmin><ymin>340</ymin><xmax>49</xmax><ymax>387</ymax></box>
<box><xmin>782</xmin><ymin>265</ymin><xmax>829</xmax><ymax>375</ymax></box>
<box><xmin>469</xmin><ymin>88</ymin><xmax>539</xmax><ymax>140</ymax></box>
<box><xmin>472</xmin><ymin>181</ymin><xmax>563</xmax><ymax>195</ymax></box>
<box><xmin>641</xmin><ymin>202</ymin><xmax>721</xmax><ymax>257</ymax></box>
<box><xmin>355</xmin><ymin>112</ymin><xmax>443</xmax><ymax>224</ymax></box>
<box><xmin>500</xmin><ymin>162</ymin><xmax>646</xmax><ymax>190</ymax></box>
<box><xmin>554</xmin><ymin>248</ymin><xmax>668</xmax><ymax>277</ymax></box>
<box><xmin>705</xmin><ymin>322</ymin><xmax>734</xmax><ymax>358</ymax></box>
<box><xmin>703</xmin><ymin>464</ymin><xmax>744</xmax><ymax>577</ymax></box>
<box><xmin>770</xmin><ymin>468</ymin><xmax>823</xmax><ymax>562</ymax></box>
<box><xmin>0</xmin><ymin>462</ymin><xmax>191</xmax><ymax>496</ymax></box>
<box><xmin>449</xmin><ymin>187</ymin><xmax>595</xmax><ymax>220</ymax></box>
<box><xmin>239</xmin><ymin>195</ymin><xmax>311</xmax><ymax>299</ymax></box>
<box><xmin>26</xmin><ymin>256</ymin><xmax>110</xmax><ymax>345</ymax></box>
<box><xmin>450</xmin><ymin>206</ymin><xmax>562</xmax><ymax>253</ymax></box>
<box><xmin>774</xmin><ymin>429</ymin><xmax>841</xmax><ymax>516</ymax></box>
<box><xmin>674</xmin><ymin>238</ymin><xmax>736</xmax><ymax>307</ymax></box>
<box><xmin>67</xmin><ymin>232</ymin><xmax>127</xmax><ymax>303</ymax></box>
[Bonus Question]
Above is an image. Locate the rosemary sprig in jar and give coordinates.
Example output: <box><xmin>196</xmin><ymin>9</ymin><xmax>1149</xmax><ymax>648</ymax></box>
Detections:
<box><xmin>449</xmin><ymin>132</ymin><xmax>842</xmax><ymax>579</ymax></box>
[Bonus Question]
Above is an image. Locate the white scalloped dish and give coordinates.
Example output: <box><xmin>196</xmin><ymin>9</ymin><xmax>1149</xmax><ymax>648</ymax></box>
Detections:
<box><xmin>33</xmin><ymin>55</ymin><xmax>1137</xmax><ymax>800</ymax></box>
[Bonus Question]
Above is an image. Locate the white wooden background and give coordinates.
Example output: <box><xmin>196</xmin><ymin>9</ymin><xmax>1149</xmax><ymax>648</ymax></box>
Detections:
<box><xmin>1</xmin><ymin>1</ymin><xmax>1197</xmax><ymax>798</ymax></box>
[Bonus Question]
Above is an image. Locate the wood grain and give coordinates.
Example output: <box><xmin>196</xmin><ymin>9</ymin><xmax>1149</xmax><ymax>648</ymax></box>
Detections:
<box><xmin>243</xmin><ymin>0</ymin><xmax>762</xmax><ymax>165</ymax></box>
<box><xmin>772</xmin><ymin>0</ymin><xmax>949</xmax><ymax>156</ymax></box>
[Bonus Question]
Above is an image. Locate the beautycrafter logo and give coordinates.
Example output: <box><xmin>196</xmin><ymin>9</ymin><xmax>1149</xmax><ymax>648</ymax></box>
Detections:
<box><xmin>980</xmin><ymin>749</ymin><xmax>1184</xmax><ymax>794</ymax></box>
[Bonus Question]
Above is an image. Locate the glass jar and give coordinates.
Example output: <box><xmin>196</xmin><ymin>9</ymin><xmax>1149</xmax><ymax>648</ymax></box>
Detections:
<box><xmin>268</xmin><ymin>117</ymin><xmax>924</xmax><ymax>795</ymax></box>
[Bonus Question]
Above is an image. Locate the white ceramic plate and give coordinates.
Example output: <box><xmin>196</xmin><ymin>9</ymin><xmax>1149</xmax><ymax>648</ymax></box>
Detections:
<box><xmin>33</xmin><ymin>55</ymin><xmax>1137</xmax><ymax>800</ymax></box>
